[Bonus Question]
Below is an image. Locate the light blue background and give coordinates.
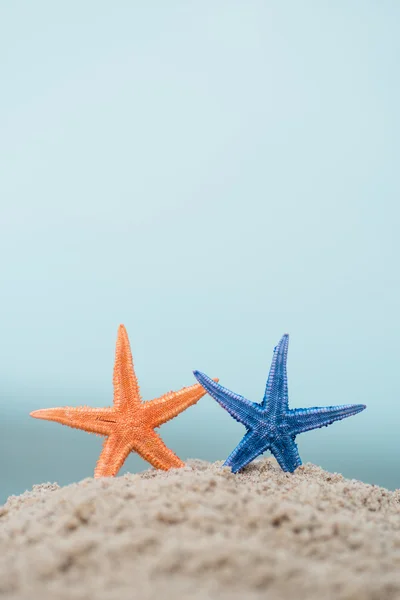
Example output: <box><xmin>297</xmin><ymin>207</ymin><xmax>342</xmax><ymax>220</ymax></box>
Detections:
<box><xmin>1</xmin><ymin>1</ymin><xmax>399</xmax><ymax>504</ymax></box>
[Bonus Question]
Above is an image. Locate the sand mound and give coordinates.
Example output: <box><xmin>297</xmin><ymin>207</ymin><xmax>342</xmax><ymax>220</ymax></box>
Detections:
<box><xmin>1</xmin><ymin>459</ymin><xmax>399</xmax><ymax>600</ymax></box>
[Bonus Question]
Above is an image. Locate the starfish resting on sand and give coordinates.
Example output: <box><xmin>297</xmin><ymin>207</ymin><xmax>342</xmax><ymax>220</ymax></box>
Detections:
<box><xmin>194</xmin><ymin>334</ymin><xmax>366</xmax><ymax>473</ymax></box>
<box><xmin>31</xmin><ymin>325</ymin><xmax>217</xmax><ymax>477</ymax></box>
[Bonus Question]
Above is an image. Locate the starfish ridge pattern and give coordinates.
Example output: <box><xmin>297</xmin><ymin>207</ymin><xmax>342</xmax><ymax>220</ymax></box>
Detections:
<box><xmin>194</xmin><ymin>334</ymin><xmax>366</xmax><ymax>473</ymax></box>
<box><xmin>31</xmin><ymin>325</ymin><xmax>217</xmax><ymax>477</ymax></box>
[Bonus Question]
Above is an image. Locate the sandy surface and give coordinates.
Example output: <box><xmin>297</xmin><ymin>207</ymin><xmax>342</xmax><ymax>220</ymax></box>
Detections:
<box><xmin>0</xmin><ymin>458</ymin><xmax>399</xmax><ymax>600</ymax></box>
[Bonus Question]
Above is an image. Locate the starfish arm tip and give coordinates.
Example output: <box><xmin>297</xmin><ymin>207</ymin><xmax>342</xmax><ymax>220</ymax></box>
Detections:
<box><xmin>193</xmin><ymin>370</ymin><xmax>210</xmax><ymax>386</ymax></box>
<box><xmin>348</xmin><ymin>403</ymin><xmax>367</xmax><ymax>414</ymax></box>
<box><xmin>223</xmin><ymin>459</ymin><xmax>236</xmax><ymax>472</ymax></box>
<box><xmin>193</xmin><ymin>371</ymin><xmax>218</xmax><ymax>383</ymax></box>
<box><xmin>30</xmin><ymin>409</ymin><xmax>46</xmax><ymax>419</ymax></box>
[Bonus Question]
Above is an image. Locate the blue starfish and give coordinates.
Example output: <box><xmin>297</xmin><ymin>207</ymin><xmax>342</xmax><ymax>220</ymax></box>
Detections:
<box><xmin>193</xmin><ymin>334</ymin><xmax>366</xmax><ymax>473</ymax></box>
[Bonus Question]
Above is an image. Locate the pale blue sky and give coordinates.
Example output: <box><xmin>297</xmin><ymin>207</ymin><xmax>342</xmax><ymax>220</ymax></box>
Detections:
<box><xmin>0</xmin><ymin>2</ymin><xmax>399</xmax><ymax>500</ymax></box>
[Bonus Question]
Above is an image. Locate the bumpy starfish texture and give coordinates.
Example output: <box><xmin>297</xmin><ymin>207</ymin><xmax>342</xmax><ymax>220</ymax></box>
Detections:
<box><xmin>31</xmin><ymin>325</ymin><xmax>217</xmax><ymax>477</ymax></box>
<box><xmin>194</xmin><ymin>334</ymin><xmax>366</xmax><ymax>473</ymax></box>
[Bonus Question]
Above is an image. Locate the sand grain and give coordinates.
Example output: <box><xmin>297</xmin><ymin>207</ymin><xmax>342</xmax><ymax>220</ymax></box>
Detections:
<box><xmin>1</xmin><ymin>458</ymin><xmax>399</xmax><ymax>600</ymax></box>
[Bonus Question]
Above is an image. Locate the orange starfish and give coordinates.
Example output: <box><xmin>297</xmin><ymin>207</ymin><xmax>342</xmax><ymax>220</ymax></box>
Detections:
<box><xmin>31</xmin><ymin>325</ymin><xmax>216</xmax><ymax>477</ymax></box>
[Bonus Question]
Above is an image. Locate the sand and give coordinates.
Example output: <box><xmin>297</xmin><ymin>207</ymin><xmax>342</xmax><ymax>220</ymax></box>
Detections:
<box><xmin>0</xmin><ymin>458</ymin><xmax>399</xmax><ymax>600</ymax></box>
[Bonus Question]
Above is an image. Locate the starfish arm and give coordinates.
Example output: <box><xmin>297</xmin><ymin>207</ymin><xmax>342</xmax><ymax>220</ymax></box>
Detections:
<box><xmin>270</xmin><ymin>435</ymin><xmax>302</xmax><ymax>472</ymax></box>
<box><xmin>224</xmin><ymin>430</ymin><xmax>269</xmax><ymax>473</ymax></box>
<box><xmin>132</xmin><ymin>429</ymin><xmax>184</xmax><ymax>471</ymax></box>
<box><xmin>144</xmin><ymin>379</ymin><xmax>219</xmax><ymax>428</ymax></box>
<box><xmin>113</xmin><ymin>325</ymin><xmax>142</xmax><ymax>414</ymax></box>
<box><xmin>94</xmin><ymin>433</ymin><xmax>133</xmax><ymax>477</ymax></box>
<box><xmin>30</xmin><ymin>406</ymin><xmax>115</xmax><ymax>436</ymax></box>
<box><xmin>193</xmin><ymin>371</ymin><xmax>260</xmax><ymax>428</ymax></box>
<box><xmin>287</xmin><ymin>403</ymin><xmax>366</xmax><ymax>436</ymax></box>
<box><xmin>262</xmin><ymin>334</ymin><xmax>289</xmax><ymax>415</ymax></box>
